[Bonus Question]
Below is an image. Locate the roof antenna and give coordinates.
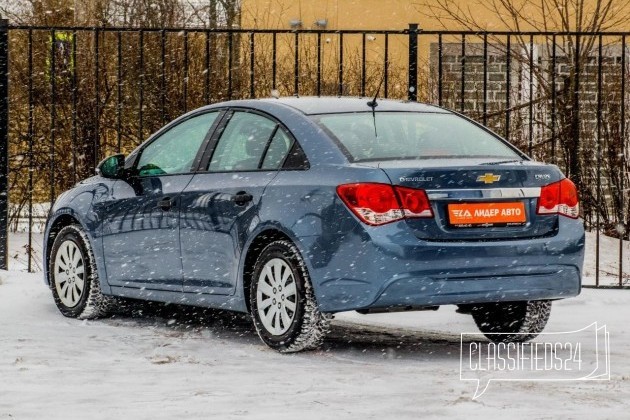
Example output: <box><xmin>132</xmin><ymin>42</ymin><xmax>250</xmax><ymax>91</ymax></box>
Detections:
<box><xmin>367</xmin><ymin>70</ymin><xmax>385</xmax><ymax>137</ymax></box>
<box><xmin>367</xmin><ymin>69</ymin><xmax>385</xmax><ymax>108</ymax></box>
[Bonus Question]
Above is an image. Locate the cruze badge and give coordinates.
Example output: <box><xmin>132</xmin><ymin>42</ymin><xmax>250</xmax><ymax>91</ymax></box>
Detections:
<box><xmin>476</xmin><ymin>173</ymin><xmax>501</xmax><ymax>184</ymax></box>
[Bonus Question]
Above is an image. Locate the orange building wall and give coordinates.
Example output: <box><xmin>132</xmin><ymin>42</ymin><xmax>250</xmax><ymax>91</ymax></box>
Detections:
<box><xmin>241</xmin><ymin>0</ymin><xmax>630</xmax><ymax>31</ymax></box>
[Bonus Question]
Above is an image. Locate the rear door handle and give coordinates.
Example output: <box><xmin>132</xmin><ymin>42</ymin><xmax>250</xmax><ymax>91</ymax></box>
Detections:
<box><xmin>232</xmin><ymin>191</ymin><xmax>253</xmax><ymax>206</ymax></box>
<box><xmin>158</xmin><ymin>196</ymin><xmax>173</xmax><ymax>211</ymax></box>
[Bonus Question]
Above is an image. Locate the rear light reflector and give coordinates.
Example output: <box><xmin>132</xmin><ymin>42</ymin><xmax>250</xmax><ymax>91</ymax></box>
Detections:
<box><xmin>394</xmin><ymin>186</ymin><xmax>434</xmax><ymax>218</ymax></box>
<box><xmin>336</xmin><ymin>183</ymin><xmax>433</xmax><ymax>226</ymax></box>
<box><xmin>537</xmin><ymin>178</ymin><xmax>579</xmax><ymax>219</ymax></box>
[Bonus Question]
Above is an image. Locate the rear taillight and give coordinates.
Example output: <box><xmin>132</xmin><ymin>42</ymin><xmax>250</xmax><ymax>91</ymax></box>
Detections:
<box><xmin>394</xmin><ymin>186</ymin><xmax>434</xmax><ymax>218</ymax></box>
<box><xmin>537</xmin><ymin>178</ymin><xmax>579</xmax><ymax>219</ymax></box>
<box><xmin>336</xmin><ymin>183</ymin><xmax>433</xmax><ymax>226</ymax></box>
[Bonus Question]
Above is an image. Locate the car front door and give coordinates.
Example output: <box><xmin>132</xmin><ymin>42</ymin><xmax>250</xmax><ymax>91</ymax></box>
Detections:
<box><xmin>179</xmin><ymin>110</ymin><xmax>297</xmax><ymax>295</ymax></box>
<box><xmin>101</xmin><ymin>111</ymin><xmax>221</xmax><ymax>291</ymax></box>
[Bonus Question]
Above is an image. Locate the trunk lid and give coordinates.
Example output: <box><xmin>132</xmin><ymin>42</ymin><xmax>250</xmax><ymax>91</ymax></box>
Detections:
<box><xmin>363</xmin><ymin>158</ymin><xmax>563</xmax><ymax>241</ymax></box>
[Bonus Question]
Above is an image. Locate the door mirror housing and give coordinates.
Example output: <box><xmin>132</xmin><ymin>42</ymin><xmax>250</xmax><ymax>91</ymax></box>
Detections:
<box><xmin>97</xmin><ymin>154</ymin><xmax>126</xmax><ymax>179</ymax></box>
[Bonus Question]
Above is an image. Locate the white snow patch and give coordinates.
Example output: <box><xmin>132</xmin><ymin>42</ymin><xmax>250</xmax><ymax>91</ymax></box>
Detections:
<box><xmin>583</xmin><ymin>230</ymin><xmax>630</xmax><ymax>286</ymax></box>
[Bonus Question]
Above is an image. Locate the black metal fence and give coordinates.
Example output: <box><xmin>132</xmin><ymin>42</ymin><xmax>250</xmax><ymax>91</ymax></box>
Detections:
<box><xmin>0</xmin><ymin>22</ymin><xmax>627</xmax><ymax>287</ymax></box>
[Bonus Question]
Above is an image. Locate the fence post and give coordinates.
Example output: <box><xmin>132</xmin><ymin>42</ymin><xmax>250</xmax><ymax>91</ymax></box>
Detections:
<box><xmin>0</xmin><ymin>18</ymin><xmax>8</xmax><ymax>270</ymax></box>
<box><xmin>408</xmin><ymin>23</ymin><xmax>419</xmax><ymax>101</ymax></box>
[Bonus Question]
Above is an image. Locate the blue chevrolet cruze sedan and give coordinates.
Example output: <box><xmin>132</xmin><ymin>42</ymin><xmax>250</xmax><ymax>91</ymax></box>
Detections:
<box><xmin>44</xmin><ymin>97</ymin><xmax>584</xmax><ymax>352</ymax></box>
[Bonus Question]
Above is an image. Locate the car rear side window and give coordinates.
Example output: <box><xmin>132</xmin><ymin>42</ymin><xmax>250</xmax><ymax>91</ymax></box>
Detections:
<box><xmin>261</xmin><ymin>129</ymin><xmax>294</xmax><ymax>169</ymax></box>
<box><xmin>208</xmin><ymin>112</ymin><xmax>276</xmax><ymax>171</ymax></box>
<box><xmin>137</xmin><ymin>111</ymin><xmax>219</xmax><ymax>176</ymax></box>
<box><xmin>282</xmin><ymin>142</ymin><xmax>309</xmax><ymax>170</ymax></box>
<box><xmin>314</xmin><ymin>112</ymin><xmax>521</xmax><ymax>162</ymax></box>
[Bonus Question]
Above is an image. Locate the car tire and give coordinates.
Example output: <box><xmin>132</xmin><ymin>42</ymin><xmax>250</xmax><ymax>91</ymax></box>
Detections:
<box><xmin>470</xmin><ymin>300</ymin><xmax>551</xmax><ymax>343</ymax></box>
<box><xmin>249</xmin><ymin>239</ymin><xmax>330</xmax><ymax>353</ymax></box>
<box><xmin>49</xmin><ymin>224</ymin><xmax>113</xmax><ymax>319</ymax></box>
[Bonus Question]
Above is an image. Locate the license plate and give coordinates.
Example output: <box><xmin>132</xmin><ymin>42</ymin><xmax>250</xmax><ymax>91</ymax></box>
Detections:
<box><xmin>447</xmin><ymin>202</ymin><xmax>526</xmax><ymax>227</ymax></box>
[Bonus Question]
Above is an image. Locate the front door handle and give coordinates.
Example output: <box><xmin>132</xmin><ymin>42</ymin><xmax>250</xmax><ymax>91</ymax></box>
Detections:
<box><xmin>158</xmin><ymin>196</ymin><xmax>173</xmax><ymax>211</ymax></box>
<box><xmin>232</xmin><ymin>191</ymin><xmax>253</xmax><ymax>206</ymax></box>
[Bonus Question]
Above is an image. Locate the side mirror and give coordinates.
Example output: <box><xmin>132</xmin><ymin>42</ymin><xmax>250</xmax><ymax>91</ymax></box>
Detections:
<box><xmin>97</xmin><ymin>154</ymin><xmax>126</xmax><ymax>179</ymax></box>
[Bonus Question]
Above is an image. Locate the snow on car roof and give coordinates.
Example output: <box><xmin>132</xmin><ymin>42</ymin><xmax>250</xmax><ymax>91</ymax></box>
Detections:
<box><xmin>257</xmin><ymin>96</ymin><xmax>449</xmax><ymax>115</ymax></box>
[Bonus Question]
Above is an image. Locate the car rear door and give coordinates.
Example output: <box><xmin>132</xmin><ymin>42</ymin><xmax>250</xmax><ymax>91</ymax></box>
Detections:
<box><xmin>101</xmin><ymin>111</ymin><xmax>221</xmax><ymax>291</ymax></box>
<box><xmin>179</xmin><ymin>110</ymin><xmax>298</xmax><ymax>295</ymax></box>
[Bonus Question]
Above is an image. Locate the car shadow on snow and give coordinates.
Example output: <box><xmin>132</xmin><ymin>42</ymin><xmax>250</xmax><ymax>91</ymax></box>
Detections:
<box><xmin>103</xmin><ymin>299</ymin><xmax>468</xmax><ymax>361</ymax></box>
<box><xmin>324</xmin><ymin>321</ymin><xmax>468</xmax><ymax>361</ymax></box>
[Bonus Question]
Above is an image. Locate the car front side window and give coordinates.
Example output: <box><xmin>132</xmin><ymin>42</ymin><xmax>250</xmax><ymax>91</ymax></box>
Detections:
<box><xmin>137</xmin><ymin>111</ymin><xmax>219</xmax><ymax>176</ymax></box>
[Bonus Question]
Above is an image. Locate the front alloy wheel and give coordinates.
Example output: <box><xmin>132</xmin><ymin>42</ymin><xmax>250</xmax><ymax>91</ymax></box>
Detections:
<box><xmin>49</xmin><ymin>224</ymin><xmax>113</xmax><ymax>319</ymax></box>
<box><xmin>53</xmin><ymin>239</ymin><xmax>86</xmax><ymax>308</ymax></box>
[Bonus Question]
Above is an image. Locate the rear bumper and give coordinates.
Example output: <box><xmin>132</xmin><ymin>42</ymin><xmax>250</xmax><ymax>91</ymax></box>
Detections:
<box><xmin>366</xmin><ymin>264</ymin><xmax>580</xmax><ymax>308</ymax></box>
<box><xmin>302</xmin><ymin>217</ymin><xmax>584</xmax><ymax>312</ymax></box>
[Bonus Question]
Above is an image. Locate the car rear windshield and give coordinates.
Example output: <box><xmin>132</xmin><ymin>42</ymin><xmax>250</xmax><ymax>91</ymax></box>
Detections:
<box><xmin>313</xmin><ymin>112</ymin><xmax>522</xmax><ymax>162</ymax></box>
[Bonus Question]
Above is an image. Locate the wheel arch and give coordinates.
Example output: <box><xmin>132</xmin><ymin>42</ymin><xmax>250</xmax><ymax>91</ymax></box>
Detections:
<box><xmin>240</xmin><ymin>226</ymin><xmax>310</xmax><ymax>313</ymax></box>
<box><xmin>44</xmin><ymin>212</ymin><xmax>86</xmax><ymax>285</ymax></box>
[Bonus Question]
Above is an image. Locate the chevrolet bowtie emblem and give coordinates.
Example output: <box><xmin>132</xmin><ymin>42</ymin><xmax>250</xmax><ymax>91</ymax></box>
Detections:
<box><xmin>476</xmin><ymin>173</ymin><xmax>501</xmax><ymax>184</ymax></box>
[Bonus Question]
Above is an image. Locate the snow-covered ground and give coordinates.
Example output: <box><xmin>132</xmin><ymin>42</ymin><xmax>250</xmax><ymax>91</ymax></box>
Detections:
<box><xmin>583</xmin><ymin>231</ymin><xmax>630</xmax><ymax>286</ymax></box>
<box><xmin>1</xmin><ymin>269</ymin><xmax>629</xmax><ymax>419</ymax></box>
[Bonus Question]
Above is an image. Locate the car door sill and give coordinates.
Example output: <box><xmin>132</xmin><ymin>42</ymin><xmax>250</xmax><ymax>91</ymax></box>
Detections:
<box><xmin>109</xmin><ymin>286</ymin><xmax>247</xmax><ymax>312</ymax></box>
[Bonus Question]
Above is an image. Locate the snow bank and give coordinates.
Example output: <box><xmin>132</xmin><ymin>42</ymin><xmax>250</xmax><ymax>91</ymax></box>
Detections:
<box><xmin>583</xmin><ymin>231</ymin><xmax>630</xmax><ymax>286</ymax></box>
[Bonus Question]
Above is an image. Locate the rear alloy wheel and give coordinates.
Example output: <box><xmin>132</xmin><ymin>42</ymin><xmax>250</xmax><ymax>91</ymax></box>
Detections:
<box><xmin>250</xmin><ymin>240</ymin><xmax>330</xmax><ymax>353</ymax></box>
<box><xmin>471</xmin><ymin>300</ymin><xmax>552</xmax><ymax>343</ymax></box>
<box><xmin>49</xmin><ymin>224</ymin><xmax>113</xmax><ymax>319</ymax></box>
